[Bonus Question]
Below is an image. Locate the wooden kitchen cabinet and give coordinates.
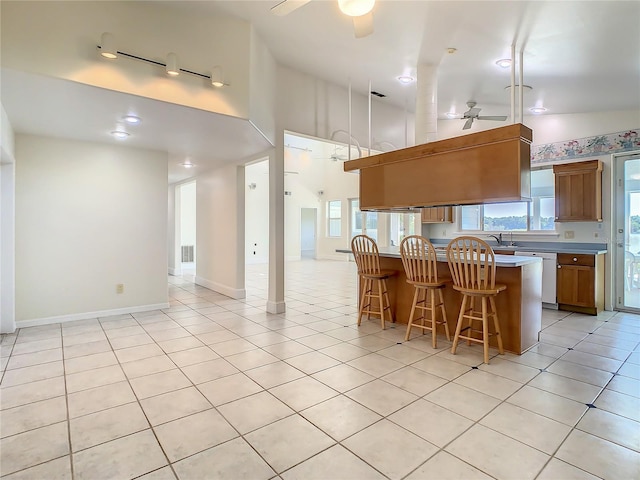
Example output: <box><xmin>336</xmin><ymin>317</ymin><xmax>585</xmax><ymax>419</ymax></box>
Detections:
<box><xmin>556</xmin><ymin>253</ymin><xmax>604</xmax><ymax>315</ymax></box>
<box><xmin>421</xmin><ymin>206</ymin><xmax>453</xmax><ymax>223</ymax></box>
<box><xmin>553</xmin><ymin>160</ymin><xmax>602</xmax><ymax>222</ymax></box>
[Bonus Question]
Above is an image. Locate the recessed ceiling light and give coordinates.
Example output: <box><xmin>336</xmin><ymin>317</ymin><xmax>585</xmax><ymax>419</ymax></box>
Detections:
<box><xmin>529</xmin><ymin>106</ymin><xmax>548</xmax><ymax>114</ymax></box>
<box><xmin>123</xmin><ymin>115</ymin><xmax>141</xmax><ymax>124</ymax></box>
<box><xmin>181</xmin><ymin>162</ymin><xmax>194</xmax><ymax>168</ymax></box>
<box><xmin>445</xmin><ymin>112</ymin><xmax>458</xmax><ymax>119</ymax></box>
<box><xmin>397</xmin><ymin>75</ymin><xmax>414</xmax><ymax>84</ymax></box>
<box><xmin>111</xmin><ymin>130</ymin><xmax>129</xmax><ymax>139</ymax></box>
<box><xmin>495</xmin><ymin>58</ymin><xmax>512</xmax><ymax>68</ymax></box>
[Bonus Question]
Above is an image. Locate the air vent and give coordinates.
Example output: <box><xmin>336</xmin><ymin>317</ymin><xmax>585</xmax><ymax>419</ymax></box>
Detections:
<box><xmin>370</xmin><ymin>91</ymin><xmax>386</xmax><ymax>98</ymax></box>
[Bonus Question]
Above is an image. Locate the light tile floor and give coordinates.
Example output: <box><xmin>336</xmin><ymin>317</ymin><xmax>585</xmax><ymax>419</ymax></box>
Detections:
<box><xmin>1</xmin><ymin>260</ymin><xmax>640</xmax><ymax>479</ymax></box>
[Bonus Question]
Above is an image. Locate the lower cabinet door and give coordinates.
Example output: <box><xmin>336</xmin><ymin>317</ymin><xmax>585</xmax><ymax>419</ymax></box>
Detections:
<box><xmin>557</xmin><ymin>264</ymin><xmax>595</xmax><ymax>307</ymax></box>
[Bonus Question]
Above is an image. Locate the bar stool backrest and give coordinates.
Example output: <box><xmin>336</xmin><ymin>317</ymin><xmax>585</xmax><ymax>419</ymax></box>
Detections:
<box><xmin>446</xmin><ymin>236</ymin><xmax>496</xmax><ymax>291</ymax></box>
<box><xmin>400</xmin><ymin>235</ymin><xmax>439</xmax><ymax>284</ymax></box>
<box><xmin>351</xmin><ymin>234</ymin><xmax>381</xmax><ymax>276</ymax></box>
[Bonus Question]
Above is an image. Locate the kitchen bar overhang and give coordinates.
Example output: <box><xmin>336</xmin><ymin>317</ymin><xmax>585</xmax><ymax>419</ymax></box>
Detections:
<box><xmin>343</xmin><ymin>123</ymin><xmax>533</xmax><ymax>211</ymax></box>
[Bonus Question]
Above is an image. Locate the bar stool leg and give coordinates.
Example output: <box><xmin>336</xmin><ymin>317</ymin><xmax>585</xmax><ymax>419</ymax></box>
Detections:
<box><xmin>489</xmin><ymin>296</ymin><xmax>504</xmax><ymax>355</ymax></box>
<box><xmin>376</xmin><ymin>279</ymin><xmax>385</xmax><ymax>329</ymax></box>
<box><xmin>467</xmin><ymin>297</ymin><xmax>475</xmax><ymax>346</ymax></box>
<box><xmin>357</xmin><ymin>277</ymin><xmax>369</xmax><ymax>326</ymax></box>
<box><xmin>430</xmin><ymin>288</ymin><xmax>438</xmax><ymax>349</ymax></box>
<box><xmin>451</xmin><ymin>294</ymin><xmax>468</xmax><ymax>354</ymax></box>
<box><xmin>382</xmin><ymin>279</ymin><xmax>394</xmax><ymax>323</ymax></box>
<box><xmin>438</xmin><ymin>289</ymin><xmax>451</xmax><ymax>341</ymax></box>
<box><xmin>405</xmin><ymin>287</ymin><xmax>420</xmax><ymax>341</ymax></box>
<box><xmin>482</xmin><ymin>296</ymin><xmax>490</xmax><ymax>364</ymax></box>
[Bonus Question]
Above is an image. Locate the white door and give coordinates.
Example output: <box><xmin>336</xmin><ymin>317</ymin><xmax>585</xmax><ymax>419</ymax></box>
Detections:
<box><xmin>614</xmin><ymin>151</ymin><xmax>640</xmax><ymax>312</ymax></box>
<box><xmin>300</xmin><ymin>208</ymin><xmax>317</xmax><ymax>259</ymax></box>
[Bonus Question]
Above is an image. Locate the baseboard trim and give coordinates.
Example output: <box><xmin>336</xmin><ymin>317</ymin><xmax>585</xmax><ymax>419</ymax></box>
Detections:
<box><xmin>16</xmin><ymin>302</ymin><xmax>171</xmax><ymax>329</ymax></box>
<box><xmin>194</xmin><ymin>276</ymin><xmax>246</xmax><ymax>300</ymax></box>
<box><xmin>168</xmin><ymin>267</ymin><xmax>182</xmax><ymax>276</ymax></box>
<box><xmin>266</xmin><ymin>300</ymin><xmax>286</xmax><ymax>314</ymax></box>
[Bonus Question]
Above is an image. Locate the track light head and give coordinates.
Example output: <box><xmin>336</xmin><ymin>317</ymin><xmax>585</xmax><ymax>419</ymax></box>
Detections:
<box><xmin>211</xmin><ymin>66</ymin><xmax>224</xmax><ymax>87</ymax></box>
<box><xmin>100</xmin><ymin>32</ymin><xmax>117</xmax><ymax>59</ymax></box>
<box><xmin>166</xmin><ymin>53</ymin><xmax>179</xmax><ymax>76</ymax></box>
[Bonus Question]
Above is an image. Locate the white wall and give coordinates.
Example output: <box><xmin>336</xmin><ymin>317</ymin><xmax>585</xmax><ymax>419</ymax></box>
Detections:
<box><xmin>167</xmin><ymin>184</ymin><xmax>180</xmax><ymax>276</ymax></box>
<box><xmin>276</xmin><ymin>66</ymin><xmax>414</xmax><ymax>151</ymax></box>
<box><xmin>15</xmin><ymin>135</ymin><xmax>169</xmax><ymax>324</ymax></box>
<box><xmin>2</xmin><ymin>1</ymin><xmax>252</xmax><ymax>119</ymax></box>
<box><xmin>245</xmin><ymin>160</ymin><xmax>270</xmax><ymax>264</ymax></box>
<box><xmin>180</xmin><ymin>182</ymin><xmax>196</xmax><ymax>248</ymax></box>
<box><xmin>1</xmin><ymin>104</ymin><xmax>16</xmax><ymax>332</ymax></box>
<box><xmin>249</xmin><ymin>28</ymin><xmax>277</xmax><ymax>145</ymax></box>
<box><xmin>196</xmin><ymin>163</ymin><xmax>246</xmax><ymax>298</ymax></box>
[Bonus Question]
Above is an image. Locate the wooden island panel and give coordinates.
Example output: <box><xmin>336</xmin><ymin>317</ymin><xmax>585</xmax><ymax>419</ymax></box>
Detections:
<box><xmin>375</xmin><ymin>255</ymin><xmax>542</xmax><ymax>355</ymax></box>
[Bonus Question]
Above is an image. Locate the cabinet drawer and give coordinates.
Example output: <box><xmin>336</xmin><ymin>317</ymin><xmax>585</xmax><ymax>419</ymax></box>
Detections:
<box><xmin>557</xmin><ymin>253</ymin><xmax>595</xmax><ymax>267</ymax></box>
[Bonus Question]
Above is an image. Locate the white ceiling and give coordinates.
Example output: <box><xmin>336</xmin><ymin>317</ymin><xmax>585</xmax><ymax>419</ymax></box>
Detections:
<box><xmin>3</xmin><ymin>1</ymin><xmax>639</xmax><ymax>184</ymax></box>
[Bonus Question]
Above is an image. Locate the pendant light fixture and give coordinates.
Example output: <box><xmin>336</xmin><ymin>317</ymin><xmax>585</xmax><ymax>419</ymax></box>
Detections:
<box><xmin>166</xmin><ymin>53</ymin><xmax>179</xmax><ymax>76</ymax></box>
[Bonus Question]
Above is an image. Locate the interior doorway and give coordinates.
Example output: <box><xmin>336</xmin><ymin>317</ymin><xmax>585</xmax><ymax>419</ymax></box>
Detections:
<box><xmin>300</xmin><ymin>208</ymin><xmax>317</xmax><ymax>259</ymax></box>
<box><xmin>615</xmin><ymin>152</ymin><xmax>640</xmax><ymax>312</ymax></box>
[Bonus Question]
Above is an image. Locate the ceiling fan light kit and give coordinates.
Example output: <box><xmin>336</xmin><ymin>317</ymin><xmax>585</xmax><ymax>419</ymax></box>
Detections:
<box><xmin>338</xmin><ymin>0</ymin><xmax>375</xmax><ymax>17</ymax></box>
<box><xmin>272</xmin><ymin>0</ymin><xmax>375</xmax><ymax>38</ymax></box>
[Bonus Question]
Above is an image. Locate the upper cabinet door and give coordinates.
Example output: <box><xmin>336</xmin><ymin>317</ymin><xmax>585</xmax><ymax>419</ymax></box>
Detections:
<box><xmin>421</xmin><ymin>206</ymin><xmax>453</xmax><ymax>223</ymax></box>
<box><xmin>553</xmin><ymin>160</ymin><xmax>603</xmax><ymax>222</ymax></box>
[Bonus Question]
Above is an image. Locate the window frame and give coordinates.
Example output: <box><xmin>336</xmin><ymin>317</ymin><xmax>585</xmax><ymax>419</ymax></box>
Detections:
<box><xmin>327</xmin><ymin>200</ymin><xmax>342</xmax><ymax>237</ymax></box>
<box><xmin>459</xmin><ymin>168</ymin><xmax>557</xmax><ymax>234</ymax></box>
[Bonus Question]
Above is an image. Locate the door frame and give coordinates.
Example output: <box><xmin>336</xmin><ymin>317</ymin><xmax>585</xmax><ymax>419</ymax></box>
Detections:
<box><xmin>613</xmin><ymin>150</ymin><xmax>640</xmax><ymax>313</ymax></box>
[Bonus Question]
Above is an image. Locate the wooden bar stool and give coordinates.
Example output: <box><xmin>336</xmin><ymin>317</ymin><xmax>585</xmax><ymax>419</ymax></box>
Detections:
<box><xmin>351</xmin><ymin>234</ymin><xmax>395</xmax><ymax>329</ymax></box>
<box><xmin>399</xmin><ymin>235</ymin><xmax>450</xmax><ymax>347</ymax></box>
<box><xmin>446</xmin><ymin>236</ymin><xmax>505</xmax><ymax>364</ymax></box>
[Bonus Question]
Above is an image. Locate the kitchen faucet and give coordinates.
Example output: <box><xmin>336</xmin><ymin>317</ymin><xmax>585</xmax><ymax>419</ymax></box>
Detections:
<box><xmin>487</xmin><ymin>233</ymin><xmax>503</xmax><ymax>246</ymax></box>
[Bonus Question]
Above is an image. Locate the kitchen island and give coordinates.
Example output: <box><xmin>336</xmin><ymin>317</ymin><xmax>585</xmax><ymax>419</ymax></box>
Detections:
<box><xmin>339</xmin><ymin>248</ymin><xmax>543</xmax><ymax>355</ymax></box>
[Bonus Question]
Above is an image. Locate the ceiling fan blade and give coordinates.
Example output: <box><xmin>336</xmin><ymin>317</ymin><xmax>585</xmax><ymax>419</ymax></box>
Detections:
<box><xmin>477</xmin><ymin>115</ymin><xmax>508</xmax><ymax>121</ymax></box>
<box><xmin>463</xmin><ymin>118</ymin><xmax>474</xmax><ymax>130</ymax></box>
<box><xmin>463</xmin><ymin>107</ymin><xmax>481</xmax><ymax>117</ymax></box>
<box><xmin>353</xmin><ymin>12</ymin><xmax>374</xmax><ymax>38</ymax></box>
<box><xmin>271</xmin><ymin>0</ymin><xmax>311</xmax><ymax>16</ymax></box>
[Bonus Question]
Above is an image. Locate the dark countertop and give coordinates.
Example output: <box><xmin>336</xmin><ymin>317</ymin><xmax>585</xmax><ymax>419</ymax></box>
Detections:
<box><xmin>429</xmin><ymin>241</ymin><xmax>608</xmax><ymax>255</ymax></box>
<box><xmin>336</xmin><ymin>247</ymin><xmax>543</xmax><ymax>268</ymax></box>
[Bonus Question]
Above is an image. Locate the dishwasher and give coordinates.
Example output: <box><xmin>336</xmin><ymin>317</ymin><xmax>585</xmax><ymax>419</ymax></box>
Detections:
<box><xmin>515</xmin><ymin>251</ymin><xmax>558</xmax><ymax>306</ymax></box>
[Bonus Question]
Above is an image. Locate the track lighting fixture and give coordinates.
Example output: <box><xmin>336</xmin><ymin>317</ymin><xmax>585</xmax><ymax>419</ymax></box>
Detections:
<box><xmin>166</xmin><ymin>53</ymin><xmax>179</xmax><ymax>76</ymax></box>
<box><xmin>100</xmin><ymin>32</ymin><xmax>117</xmax><ymax>59</ymax></box>
<box><xmin>97</xmin><ymin>33</ymin><xmax>228</xmax><ymax>88</ymax></box>
<box><xmin>210</xmin><ymin>66</ymin><xmax>225</xmax><ymax>88</ymax></box>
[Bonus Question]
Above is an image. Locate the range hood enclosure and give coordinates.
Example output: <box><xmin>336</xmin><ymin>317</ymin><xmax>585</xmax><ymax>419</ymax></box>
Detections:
<box><xmin>343</xmin><ymin>124</ymin><xmax>532</xmax><ymax>211</ymax></box>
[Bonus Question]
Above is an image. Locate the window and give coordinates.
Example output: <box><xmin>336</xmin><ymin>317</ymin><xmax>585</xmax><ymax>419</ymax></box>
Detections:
<box><xmin>389</xmin><ymin>212</ymin><xmax>418</xmax><ymax>246</ymax></box>
<box><xmin>350</xmin><ymin>199</ymin><xmax>378</xmax><ymax>241</ymax></box>
<box><xmin>328</xmin><ymin>200</ymin><xmax>342</xmax><ymax>237</ymax></box>
<box><xmin>460</xmin><ymin>169</ymin><xmax>555</xmax><ymax>232</ymax></box>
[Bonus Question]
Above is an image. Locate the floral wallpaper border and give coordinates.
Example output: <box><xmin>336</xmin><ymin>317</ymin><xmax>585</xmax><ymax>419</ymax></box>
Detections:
<box><xmin>531</xmin><ymin>129</ymin><xmax>640</xmax><ymax>165</ymax></box>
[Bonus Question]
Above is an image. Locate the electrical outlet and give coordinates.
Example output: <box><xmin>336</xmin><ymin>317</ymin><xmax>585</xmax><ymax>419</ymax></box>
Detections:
<box><xmin>564</xmin><ymin>231</ymin><xmax>575</xmax><ymax>239</ymax></box>
<box><xmin>594</xmin><ymin>232</ymin><xmax>599</xmax><ymax>238</ymax></box>
<box><xmin>116</xmin><ymin>283</ymin><xmax>124</xmax><ymax>294</ymax></box>
<box><xmin>442</xmin><ymin>230</ymin><xmax>447</xmax><ymax>236</ymax></box>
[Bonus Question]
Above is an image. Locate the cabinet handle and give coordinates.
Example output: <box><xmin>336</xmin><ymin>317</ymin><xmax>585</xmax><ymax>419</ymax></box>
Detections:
<box><xmin>557</xmin><ymin>265</ymin><xmax>561</xmax><ymax>269</ymax></box>
<box><xmin>573</xmin><ymin>257</ymin><xmax>577</xmax><ymax>262</ymax></box>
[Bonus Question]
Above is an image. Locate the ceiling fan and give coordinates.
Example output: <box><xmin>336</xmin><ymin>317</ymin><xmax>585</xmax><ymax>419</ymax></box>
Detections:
<box><xmin>271</xmin><ymin>0</ymin><xmax>375</xmax><ymax>38</ymax></box>
<box><xmin>461</xmin><ymin>101</ymin><xmax>508</xmax><ymax>130</ymax></box>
